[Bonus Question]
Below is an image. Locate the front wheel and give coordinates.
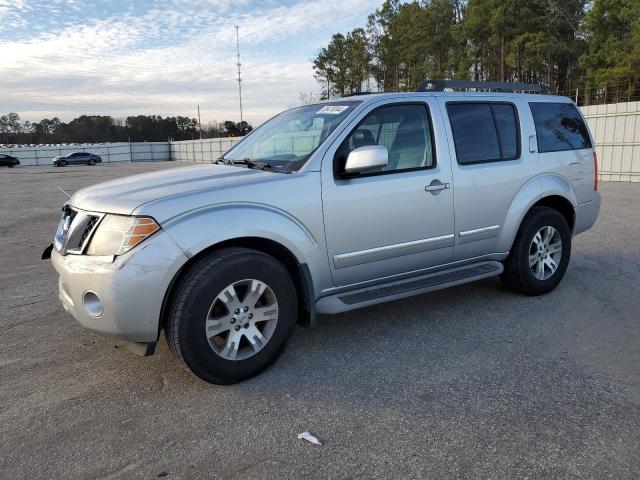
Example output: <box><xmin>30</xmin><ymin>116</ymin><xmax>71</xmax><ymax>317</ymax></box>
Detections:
<box><xmin>501</xmin><ymin>207</ymin><xmax>572</xmax><ymax>296</ymax></box>
<box><xmin>165</xmin><ymin>248</ymin><xmax>297</xmax><ymax>384</ymax></box>
<box><xmin>58</xmin><ymin>160</ymin><xmax>67</xmax><ymax>167</ymax></box>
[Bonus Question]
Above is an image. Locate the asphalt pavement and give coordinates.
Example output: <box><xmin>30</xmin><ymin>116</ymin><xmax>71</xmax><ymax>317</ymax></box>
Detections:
<box><xmin>1</xmin><ymin>162</ymin><xmax>638</xmax><ymax>479</ymax></box>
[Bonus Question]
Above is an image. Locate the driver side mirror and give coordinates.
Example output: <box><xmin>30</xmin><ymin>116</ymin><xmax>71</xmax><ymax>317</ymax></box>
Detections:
<box><xmin>344</xmin><ymin>145</ymin><xmax>388</xmax><ymax>174</ymax></box>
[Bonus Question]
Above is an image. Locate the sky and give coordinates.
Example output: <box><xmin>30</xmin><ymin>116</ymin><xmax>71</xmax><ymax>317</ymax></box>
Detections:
<box><xmin>0</xmin><ymin>0</ymin><xmax>382</xmax><ymax>125</ymax></box>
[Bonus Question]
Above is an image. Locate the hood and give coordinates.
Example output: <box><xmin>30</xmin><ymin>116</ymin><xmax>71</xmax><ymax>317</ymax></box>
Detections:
<box><xmin>69</xmin><ymin>164</ymin><xmax>278</xmax><ymax>215</ymax></box>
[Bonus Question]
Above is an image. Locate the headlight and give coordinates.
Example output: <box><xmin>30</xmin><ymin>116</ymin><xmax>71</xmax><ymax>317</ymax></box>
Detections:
<box><xmin>86</xmin><ymin>215</ymin><xmax>160</xmax><ymax>256</ymax></box>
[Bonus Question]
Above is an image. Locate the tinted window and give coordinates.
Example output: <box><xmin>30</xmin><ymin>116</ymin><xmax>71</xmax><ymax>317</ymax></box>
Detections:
<box><xmin>530</xmin><ymin>102</ymin><xmax>592</xmax><ymax>152</ymax></box>
<box><xmin>336</xmin><ymin>104</ymin><xmax>435</xmax><ymax>175</ymax></box>
<box><xmin>493</xmin><ymin>104</ymin><xmax>518</xmax><ymax>159</ymax></box>
<box><xmin>447</xmin><ymin>103</ymin><xmax>519</xmax><ymax>164</ymax></box>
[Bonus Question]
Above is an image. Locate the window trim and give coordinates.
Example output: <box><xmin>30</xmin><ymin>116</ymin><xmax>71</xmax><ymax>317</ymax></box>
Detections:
<box><xmin>333</xmin><ymin>102</ymin><xmax>437</xmax><ymax>180</ymax></box>
<box><xmin>446</xmin><ymin>101</ymin><xmax>521</xmax><ymax>166</ymax></box>
<box><xmin>529</xmin><ymin>101</ymin><xmax>593</xmax><ymax>153</ymax></box>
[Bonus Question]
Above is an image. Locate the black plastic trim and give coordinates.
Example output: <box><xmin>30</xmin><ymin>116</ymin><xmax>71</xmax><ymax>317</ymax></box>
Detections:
<box><xmin>417</xmin><ymin>79</ymin><xmax>549</xmax><ymax>94</ymax></box>
<box><xmin>297</xmin><ymin>262</ymin><xmax>316</xmax><ymax>327</ymax></box>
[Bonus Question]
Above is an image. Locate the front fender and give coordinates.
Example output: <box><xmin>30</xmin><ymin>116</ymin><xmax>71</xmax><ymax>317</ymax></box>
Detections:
<box><xmin>163</xmin><ymin>202</ymin><xmax>318</xmax><ymax>259</ymax></box>
<box><xmin>159</xmin><ymin>202</ymin><xmax>329</xmax><ymax>298</ymax></box>
<box><xmin>497</xmin><ymin>174</ymin><xmax>577</xmax><ymax>252</ymax></box>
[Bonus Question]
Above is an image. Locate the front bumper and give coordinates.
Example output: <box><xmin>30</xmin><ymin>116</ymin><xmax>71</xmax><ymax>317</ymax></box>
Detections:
<box><xmin>51</xmin><ymin>230</ymin><xmax>188</xmax><ymax>342</ymax></box>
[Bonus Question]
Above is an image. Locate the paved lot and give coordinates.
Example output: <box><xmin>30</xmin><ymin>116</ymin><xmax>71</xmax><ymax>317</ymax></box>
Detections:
<box><xmin>1</xmin><ymin>161</ymin><xmax>639</xmax><ymax>479</ymax></box>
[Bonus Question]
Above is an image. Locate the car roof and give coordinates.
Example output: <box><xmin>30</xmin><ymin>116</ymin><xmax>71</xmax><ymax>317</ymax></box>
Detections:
<box><xmin>330</xmin><ymin>91</ymin><xmax>575</xmax><ymax>105</ymax></box>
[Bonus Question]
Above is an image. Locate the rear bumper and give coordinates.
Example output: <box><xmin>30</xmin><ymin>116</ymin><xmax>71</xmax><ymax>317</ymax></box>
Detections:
<box><xmin>51</xmin><ymin>230</ymin><xmax>188</xmax><ymax>342</ymax></box>
<box><xmin>574</xmin><ymin>193</ymin><xmax>601</xmax><ymax>236</ymax></box>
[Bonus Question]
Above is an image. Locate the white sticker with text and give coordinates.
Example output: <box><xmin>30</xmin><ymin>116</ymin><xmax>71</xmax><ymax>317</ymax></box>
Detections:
<box><xmin>317</xmin><ymin>105</ymin><xmax>349</xmax><ymax>114</ymax></box>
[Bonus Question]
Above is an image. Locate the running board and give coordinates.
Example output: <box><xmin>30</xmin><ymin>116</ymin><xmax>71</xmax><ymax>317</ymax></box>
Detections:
<box><xmin>316</xmin><ymin>261</ymin><xmax>503</xmax><ymax>314</ymax></box>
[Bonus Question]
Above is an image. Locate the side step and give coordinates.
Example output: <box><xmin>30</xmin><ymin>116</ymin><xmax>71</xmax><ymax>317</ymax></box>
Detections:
<box><xmin>316</xmin><ymin>261</ymin><xmax>503</xmax><ymax>314</ymax></box>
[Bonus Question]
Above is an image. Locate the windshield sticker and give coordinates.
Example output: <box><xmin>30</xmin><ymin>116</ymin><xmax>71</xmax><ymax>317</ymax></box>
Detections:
<box><xmin>317</xmin><ymin>105</ymin><xmax>349</xmax><ymax>115</ymax></box>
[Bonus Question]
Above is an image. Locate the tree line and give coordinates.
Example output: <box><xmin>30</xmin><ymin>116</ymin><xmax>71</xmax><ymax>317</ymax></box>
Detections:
<box><xmin>0</xmin><ymin>113</ymin><xmax>253</xmax><ymax>145</ymax></box>
<box><xmin>313</xmin><ymin>0</ymin><xmax>640</xmax><ymax>105</ymax></box>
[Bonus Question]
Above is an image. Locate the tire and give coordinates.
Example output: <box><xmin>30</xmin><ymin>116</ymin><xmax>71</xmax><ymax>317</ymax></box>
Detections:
<box><xmin>7</xmin><ymin>164</ymin><xmax>14</xmax><ymax>168</ymax></box>
<box><xmin>58</xmin><ymin>160</ymin><xmax>67</xmax><ymax>167</ymax></box>
<box><xmin>87</xmin><ymin>159</ymin><xmax>96</xmax><ymax>166</ymax></box>
<box><xmin>165</xmin><ymin>247</ymin><xmax>298</xmax><ymax>384</ymax></box>
<box><xmin>501</xmin><ymin>206</ymin><xmax>571</xmax><ymax>296</ymax></box>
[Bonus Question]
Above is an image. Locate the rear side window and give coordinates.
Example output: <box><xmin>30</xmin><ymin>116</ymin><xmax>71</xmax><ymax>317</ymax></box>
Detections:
<box><xmin>529</xmin><ymin>102</ymin><xmax>592</xmax><ymax>152</ymax></box>
<box><xmin>447</xmin><ymin>103</ymin><xmax>519</xmax><ymax>164</ymax></box>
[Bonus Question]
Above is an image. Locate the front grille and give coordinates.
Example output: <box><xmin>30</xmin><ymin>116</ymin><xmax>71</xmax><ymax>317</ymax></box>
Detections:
<box><xmin>79</xmin><ymin>215</ymin><xmax>99</xmax><ymax>245</ymax></box>
<box><xmin>55</xmin><ymin>206</ymin><xmax>103</xmax><ymax>255</ymax></box>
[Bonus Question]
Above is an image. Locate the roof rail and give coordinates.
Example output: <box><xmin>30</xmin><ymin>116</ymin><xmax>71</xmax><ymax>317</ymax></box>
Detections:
<box><xmin>416</xmin><ymin>80</ymin><xmax>549</xmax><ymax>94</ymax></box>
<box><xmin>337</xmin><ymin>91</ymin><xmax>383</xmax><ymax>98</ymax></box>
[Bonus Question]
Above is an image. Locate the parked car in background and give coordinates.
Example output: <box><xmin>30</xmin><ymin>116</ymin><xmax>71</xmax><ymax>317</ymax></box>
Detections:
<box><xmin>0</xmin><ymin>154</ymin><xmax>20</xmax><ymax>167</ymax></box>
<box><xmin>52</xmin><ymin>152</ymin><xmax>102</xmax><ymax>167</ymax></box>
<box><xmin>46</xmin><ymin>80</ymin><xmax>600</xmax><ymax>384</ymax></box>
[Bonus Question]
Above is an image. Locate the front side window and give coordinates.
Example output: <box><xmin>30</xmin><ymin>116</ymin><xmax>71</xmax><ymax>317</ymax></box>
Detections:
<box><xmin>447</xmin><ymin>102</ymin><xmax>520</xmax><ymax>164</ymax></box>
<box><xmin>335</xmin><ymin>104</ymin><xmax>435</xmax><ymax>176</ymax></box>
<box><xmin>223</xmin><ymin>101</ymin><xmax>360</xmax><ymax>173</ymax></box>
<box><xmin>529</xmin><ymin>102</ymin><xmax>592</xmax><ymax>153</ymax></box>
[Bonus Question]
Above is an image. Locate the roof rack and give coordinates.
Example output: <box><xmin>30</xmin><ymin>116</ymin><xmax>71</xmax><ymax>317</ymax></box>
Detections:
<box><xmin>338</xmin><ymin>91</ymin><xmax>383</xmax><ymax>98</ymax></box>
<box><xmin>416</xmin><ymin>80</ymin><xmax>549</xmax><ymax>94</ymax></box>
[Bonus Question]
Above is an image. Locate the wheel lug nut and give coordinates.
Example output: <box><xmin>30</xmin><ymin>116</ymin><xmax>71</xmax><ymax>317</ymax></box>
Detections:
<box><xmin>248</xmin><ymin>313</ymin><xmax>253</xmax><ymax>319</ymax></box>
<box><xmin>243</xmin><ymin>306</ymin><xmax>249</xmax><ymax>312</ymax></box>
<box><xmin>230</xmin><ymin>318</ymin><xmax>236</xmax><ymax>324</ymax></box>
<box><xmin>244</xmin><ymin>323</ymin><xmax>249</xmax><ymax>329</ymax></box>
<box><xmin>235</xmin><ymin>325</ymin><xmax>241</xmax><ymax>331</ymax></box>
<box><xmin>234</xmin><ymin>308</ymin><xmax>240</xmax><ymax>314</ymax></box>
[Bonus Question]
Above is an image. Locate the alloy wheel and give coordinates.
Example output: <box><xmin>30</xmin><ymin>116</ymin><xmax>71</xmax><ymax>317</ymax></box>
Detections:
<box><xmin>204</xmin><ymin>279</ymin><xmax>279</xmax><ymax>361</ymax></box>
<box><xmin>529</xmin><ymin>226</ymin><xmax>562</xmax><ymax>280</ymax></box>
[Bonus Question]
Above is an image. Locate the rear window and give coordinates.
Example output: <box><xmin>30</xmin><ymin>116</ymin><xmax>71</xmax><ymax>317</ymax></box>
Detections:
<box><xmin>447</xmin><ymin>103</ymin><xmax>519</xmax><ymax>164</ymax></box>
<box><xmin>529</xmin><ymin>102</ymin><xmax>592</xmax><ymax>153</ymax></box>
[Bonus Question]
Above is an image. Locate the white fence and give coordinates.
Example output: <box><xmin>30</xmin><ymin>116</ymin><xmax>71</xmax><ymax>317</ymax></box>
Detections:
<box><xmin>582</xmin><ymin>101</ymin><xmax>640</xmax><ymax>182</ymax></box>
<box><xmin>0</xmin><ymin>142</ymin><xmax>170</xmax><ymax>166</ymax></box>
<box><xmin>170</xmin><ymin>137</ymin><xmax>243</xmax><ymax>163</ymax></box>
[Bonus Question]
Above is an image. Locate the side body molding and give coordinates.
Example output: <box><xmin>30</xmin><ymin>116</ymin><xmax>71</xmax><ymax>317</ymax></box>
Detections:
<box><xmin>496</xmin><ymin>174</ymin><xmax>578</xmax><ymax>253</ymax></box>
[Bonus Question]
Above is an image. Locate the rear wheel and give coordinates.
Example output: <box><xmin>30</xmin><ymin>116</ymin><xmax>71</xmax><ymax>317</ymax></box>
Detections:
<box><xmin>501</xmin><ymin>207</ymin><xmax>571</xmax><ymax>295</ymax></box>
<box><xmin>87</xmin><ymin>159</ymin><xmax>96</xmax><ymax>166</ymax></box>
<box><xmin>166</xmin><ymin>248</ymin><xmax>297</xmax><ymax>384</ymax></box>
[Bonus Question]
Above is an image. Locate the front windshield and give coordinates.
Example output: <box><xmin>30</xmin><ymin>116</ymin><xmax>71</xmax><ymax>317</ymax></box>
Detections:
<box><xmin>223</xmin><ymin>101</ymin><xmax>360</xmax><ymax>172</ymax></box>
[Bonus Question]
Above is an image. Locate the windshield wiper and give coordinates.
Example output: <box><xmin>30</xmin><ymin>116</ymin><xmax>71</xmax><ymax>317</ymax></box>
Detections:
<box><xmin>222</xmin><ymin>158</ymin><xmax>273</xmax><ymax>171</ymax></box>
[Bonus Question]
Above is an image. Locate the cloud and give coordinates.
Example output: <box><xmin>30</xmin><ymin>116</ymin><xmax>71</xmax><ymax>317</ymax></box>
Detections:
<box><xmin>0</xmin><ymin>0</ymin><xmax>381</xmax><ymax>124</ymax></box>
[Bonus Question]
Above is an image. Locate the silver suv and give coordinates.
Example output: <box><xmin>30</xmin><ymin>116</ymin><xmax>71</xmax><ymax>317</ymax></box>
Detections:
<box><xmin>47</xmin><ymin>81</ymin><xmax>600</xmax><ymax>384</ymax></box>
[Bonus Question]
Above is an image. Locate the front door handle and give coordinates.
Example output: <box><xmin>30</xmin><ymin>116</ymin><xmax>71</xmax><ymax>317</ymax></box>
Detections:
<box><xmin>425</xmin><ymin>179</ymin><xmax>450</xmax><ymax>193</ymax></box>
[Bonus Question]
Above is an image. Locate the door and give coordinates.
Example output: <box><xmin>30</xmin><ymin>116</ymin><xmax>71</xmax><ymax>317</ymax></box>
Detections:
<box><xmin>439</xmin><ymin>98</ymin><xmax>539</xmax><ymax>261</ymax></box>
<box><xmin>321</xmin><ymin>100</ymin><xmax>455</xmax><ymax>287</ymax></box>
